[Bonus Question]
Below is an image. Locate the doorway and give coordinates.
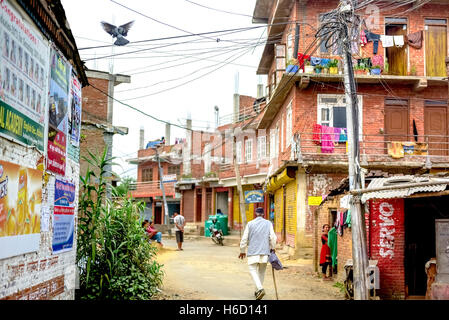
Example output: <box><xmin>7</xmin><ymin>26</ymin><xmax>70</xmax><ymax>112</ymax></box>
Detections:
<box><xmin>384</xmin><ymin>99</ymin><xmax>409</xmax><ymax>149</ymax></box>
<box><xmin>424</xmin><ymin>101</ymin><xmax>448</xmax><ymax>156</ymax></box>
<box><xmin>154</xmin><ymin>204</ymin><xmax>162</xmax><ymax>224</ymax></box>
<box><xmin>425</xmin><ymin>19</ymin><xmax>447</xmax><ymax>77</ymax></box>
<box><xmin>196</xmin><ymin>189</ymin><xmax>202</xmax><ymax>222</ymax></box>
<box><xmin>404</xmin><ymin>196</ymin><xmax>449</xmax><ymax>297</ymax></box>
<box><xmin>385</xmin><ymin>18</ymin><xmax>408</xmax><ymax>76</ymax></box>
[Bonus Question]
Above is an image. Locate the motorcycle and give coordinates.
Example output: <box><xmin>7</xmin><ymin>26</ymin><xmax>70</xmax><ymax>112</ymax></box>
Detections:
<box><xmin>209</xmin><ymin>217</ymin><xmax>224</xmax><ymax>246</ymax></box>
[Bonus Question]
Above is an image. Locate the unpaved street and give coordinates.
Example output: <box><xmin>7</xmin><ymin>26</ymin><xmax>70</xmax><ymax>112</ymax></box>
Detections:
<box><xmin>154</xmin><ymin>237</ymin><xmax>345</xmax><ymax>300</ymax></box>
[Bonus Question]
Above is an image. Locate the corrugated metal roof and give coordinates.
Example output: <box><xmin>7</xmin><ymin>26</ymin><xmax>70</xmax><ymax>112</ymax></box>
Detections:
<box><xmin>361</xmin><ymin>175</ymin><xmax>449</xmax><ymax>203</ymax></box>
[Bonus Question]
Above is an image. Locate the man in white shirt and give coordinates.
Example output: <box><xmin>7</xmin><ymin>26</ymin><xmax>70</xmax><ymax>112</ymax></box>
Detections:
<box><xmin>239</xmin><ymin>207</ymin><xmax>277</xmax><ymax>300</ymax></box>
<box><xmin>173</xmin><ymin>212</ymin><xmax>185</xmax><ymax>251</ymax></box>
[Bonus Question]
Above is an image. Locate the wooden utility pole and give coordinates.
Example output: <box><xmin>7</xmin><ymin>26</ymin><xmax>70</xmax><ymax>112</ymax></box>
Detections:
<box><xmin>155</xmin><ymin>147</ymin><xmax>169</xmax><ymax>225</ymax></box>
<box><xmin>340</xmin><ymin>0</ymin><xmax>370</xmax><ymax>300</ymax></box>
<box><xmin>233</xmin><ymin>135</ymin><xmax>247</xmax><ymax>231</ymax></box>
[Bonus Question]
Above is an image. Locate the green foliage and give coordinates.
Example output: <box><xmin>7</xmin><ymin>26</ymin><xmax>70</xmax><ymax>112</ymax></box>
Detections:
<box><xmin>76</xmin><ymin>148</ymin><xmax>164</xmax><ymax>300</ymax></box>
<box><xmin>333</xmin><ymin>281</ymin><xmax>345</xmax><ymax>293</ymax></box>
<box><xmin>327</xmin><ymin>59</ymin><xmax>339</xmax><ymax>68</ymax></box>
<box><xmin>204</xmin><ymin>171</ymin><xmax>217</xmax><ymax>178</ymax></box>
<box><xmin>114</xmin><ymin>176</ymin><xmax>136</xmax><ymax>197</ymax></box>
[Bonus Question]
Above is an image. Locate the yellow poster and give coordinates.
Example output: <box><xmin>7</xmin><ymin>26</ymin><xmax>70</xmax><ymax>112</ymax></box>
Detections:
<box><xmin>0</xmin><ymin>160</ymin><xmax>42</xmax><ymax>259</ymax></box>
<box><xmin>308</xmin><ymin>196</ymin><xmax>323</xmax><ymax>206</ymax></box>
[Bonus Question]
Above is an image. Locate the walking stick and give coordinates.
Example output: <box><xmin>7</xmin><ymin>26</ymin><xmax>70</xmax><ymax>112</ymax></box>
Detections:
<box><xmin>272</xmin><ymin>266</ymin><xmax>279</xmax><ymax>300</ymax></box>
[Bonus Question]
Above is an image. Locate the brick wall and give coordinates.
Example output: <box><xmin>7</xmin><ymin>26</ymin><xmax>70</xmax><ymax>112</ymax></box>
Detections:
<box><xmin>81</xmin><ymin>78</ymin><xmax>108</xmax><ymax>124</ymax></box>
<box><xmin>369</xmin><ymin>198</ymin><xmax>406</xmax><ymax>299</ymax></box>
<box><xmin>0</xmin><ymin>139</ymin><xmax>80</xmax><ymax>300</ymax></box>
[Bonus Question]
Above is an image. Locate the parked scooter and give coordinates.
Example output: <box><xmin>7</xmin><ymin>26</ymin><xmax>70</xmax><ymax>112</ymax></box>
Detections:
<box><xmin>209</xmin><ymin>217</ymin><xmax>224</xmax><ymax>246</ymax></box>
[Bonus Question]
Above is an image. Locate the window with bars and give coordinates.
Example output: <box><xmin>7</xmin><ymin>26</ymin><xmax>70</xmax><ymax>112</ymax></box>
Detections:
<box><xmin>257</xmin><ymin>135</ymin><xmax>267</xmax><ymax>160</ymax></box>
<box><xmin>168</xmin><ymin>165</ymin><xmax>180</xmax><ymax>177</ymax></box>
<box><xmin>245</xmin><ymin>139</ymin><xmax>253</xmax><ymax>163</ymax></box>
<box><xmin>317</xmin><ymin>94</ymin><xmax>363</xmax><ymax>138</ymax></box>
<box><xmin>142</xmin><ymin>168</ymin><xmax>153</xmax><ymax>182</ymax></box>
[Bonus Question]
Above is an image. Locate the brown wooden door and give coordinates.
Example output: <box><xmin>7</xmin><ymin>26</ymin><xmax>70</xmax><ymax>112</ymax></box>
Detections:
<box><xmin>426</xmin><ymin>25</ymin><xmax>447</xmax><ymax>77</ymax></box>
<box><xmin>386</xmin><ymin>25</ymin><xmax>407</xmax><ymax>76</ymax></box>
<box><xmin>425</xmin><ymin>106</ymin><xmax>448</xmax><ymax>156</ymax></box>
<box><xmin>385</xmin><ymin>101</ymin><xmax>409</xmax><ymax>147</ymax></box>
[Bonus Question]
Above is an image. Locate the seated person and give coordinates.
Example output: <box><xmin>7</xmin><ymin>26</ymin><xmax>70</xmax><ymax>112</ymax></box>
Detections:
<box><xmin>216</xmin><ymin>208</ymin><xmax>223</xmax><ymax>215</ymax></box>
<box><xmin>146</xmin><ymin>220</ymin><xmax>163</xmax><ymax>246</ymax></box>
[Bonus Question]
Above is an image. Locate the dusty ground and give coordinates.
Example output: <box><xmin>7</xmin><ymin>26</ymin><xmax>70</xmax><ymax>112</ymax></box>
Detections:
<box><xmin>153</xmin><ymin>237</ymin><xmax>345</xmax><ymax>300</ymax></box>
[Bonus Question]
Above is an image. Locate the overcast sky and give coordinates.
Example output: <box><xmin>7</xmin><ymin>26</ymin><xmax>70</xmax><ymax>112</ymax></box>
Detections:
<box><xmin>61</xmin><ymin>0</ymin><xmax>267</xmax><ymax>178</ymax></box>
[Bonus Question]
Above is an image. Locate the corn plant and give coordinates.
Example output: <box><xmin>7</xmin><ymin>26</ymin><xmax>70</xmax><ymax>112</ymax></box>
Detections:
<box><xmin>76</xmin><ymin>148</ymin><xmax>164</xmax><ymax>300</ymax></box>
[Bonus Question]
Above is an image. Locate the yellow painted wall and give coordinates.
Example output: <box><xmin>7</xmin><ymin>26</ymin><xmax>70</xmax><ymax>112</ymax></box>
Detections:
<box><xmin>233</xmin><ymin>186</ymin><xmax>255</xmax><ymax>226</ymax></box>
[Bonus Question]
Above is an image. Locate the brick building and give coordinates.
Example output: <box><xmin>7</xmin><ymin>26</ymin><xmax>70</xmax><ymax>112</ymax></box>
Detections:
<box><xmin>128</xmin><ymin>129</ymin><xmax>183</xmax><ymax>224</ymax></box>
<box><xmin>251</xmin><ymin>0</ymin><xmax>449</xmax><ymax>259</ymax></box>
<box><xmin>80</xmin><ymin>70</ymin><xmax>130</xmax><ymax>188</ymax></box>
<box><xmin>0</xmin><ymin>0</ymin><xmax>87</xmax><ymax>299</ymax></box>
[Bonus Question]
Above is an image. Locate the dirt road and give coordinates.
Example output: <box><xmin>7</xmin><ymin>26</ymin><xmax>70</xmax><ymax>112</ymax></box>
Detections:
<box><xmin>154</xmin><ymin>237</ymin><xmax>345</xmax><ymax>300</ymax></box>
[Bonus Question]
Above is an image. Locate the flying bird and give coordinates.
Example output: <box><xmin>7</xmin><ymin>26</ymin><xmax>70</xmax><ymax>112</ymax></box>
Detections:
<box><xmin>101</xmin><ymin>20</ymin><xmax>135</xmax><ymax>46</ymax></box>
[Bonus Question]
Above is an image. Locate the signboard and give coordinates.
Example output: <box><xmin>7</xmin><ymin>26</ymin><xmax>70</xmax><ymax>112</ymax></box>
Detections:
<box><xmin>69</xmin><ymin>73</ymin><xmax>81</xmax><ymax>147</ymax></box>
<box><xmin>308</xmin><ymin>196</ymin><xmax>323</xmax><ymax>206</ymax></box>
<box><xmin>47</xmin><ymin>48</ymin><xmax>71</xmax><ymax>175</ymax></box>
<box><xmin>245</xmin><ymin>190</ymin><xmax>264</xmax><ymax>203</ymax></box>
<box><xmin>0</xmin><ymin>0</ymin><xmax>49</xmax><ymax>150</ymax></box>
<box><xmin>162</xmin><ymin>174</ymin><xmax>177</xmax><ymax>183</ymax></box>
<box><xmin>52</xmin><ymin>179</ymin><xmax>75</xmax><ymax>253</ymax></box>
<box><xmin>0</xmin><ymin>160</ymin><xmax>42</xmax><ymax>259</ymax></box>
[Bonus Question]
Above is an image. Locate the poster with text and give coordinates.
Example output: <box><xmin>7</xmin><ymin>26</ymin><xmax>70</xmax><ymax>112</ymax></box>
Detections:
<box><xmin>47</xmin><ymin>48</ymin><xmax>71</xmax><ymax>175</ymax></box>
<box><xmin>0</xmin><ymin>0</ymin><xmax>49</xmax><ymax>151</ymax></box>
<box><xmin>52</xmin><ymin>178</ymin><xmax>75</xmax><ymax>253</ymax></box>
<box><xmin>0</xmin><ymin>160</ymin><xmax>42</xmax><ymax>259</ymax></box>
<box><xmin>69</xmin><ymin>73</ymin><xmax>81</xmax><ymax>147</ymax></box>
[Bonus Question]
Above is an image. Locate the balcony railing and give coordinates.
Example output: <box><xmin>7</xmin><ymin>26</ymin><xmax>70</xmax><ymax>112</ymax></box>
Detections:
<box><xmin>297</xmin><ymin>131</ymin><xmax>449</xmax><ymax>167</ymax></box>
<box><xmin>130</xmin><ymin>180</ymin><xmax>176</xmax><ymax>198</ymax></box>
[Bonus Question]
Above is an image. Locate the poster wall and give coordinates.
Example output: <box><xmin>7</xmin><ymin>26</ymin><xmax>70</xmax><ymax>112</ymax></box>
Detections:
<box><xmin>69</xmin><ymin>73</ymin><xmax>81</xmax><ymax>147</ymax></box>
<box><xmin>47</xmin><ymin>49</ymin><xmax>71</xmax><ymax>175</ymax></box>
<box><xmin>0</xmin><ymin>160</ymin><xmax>42</xmax><ymax>259</ymax></box>
<box><xmin>0</xmin><ymin>0</ymin><xmax>49</xmax><ymax>151</ymax></box>
<box><xmin>52</xmin><ymin>178</ymin><xmax>75</xmax><ymax>253</ymax></box>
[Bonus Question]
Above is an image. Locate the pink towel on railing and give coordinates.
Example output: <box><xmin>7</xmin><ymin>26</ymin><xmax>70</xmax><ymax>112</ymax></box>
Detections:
<box><xmin>321</xmin><ymin>125</ymin><xmax>335</xmax><ymax>153</ymax></box>
<box><xmin>312</xmin><ymin>124</ymin><xmax>322</xmax><ymax>145</ymax></box>
<box><xmin>333</xmin><ymin>127</ymin><xmax>341</xmax><ymax>143</ymax></box>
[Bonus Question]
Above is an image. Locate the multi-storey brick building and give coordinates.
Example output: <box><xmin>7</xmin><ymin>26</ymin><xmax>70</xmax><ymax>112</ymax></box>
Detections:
<box><xmin>252</xmin><ymin>0</ymin><xmax>449</xmax><ymax>298</ymax></box>
<box><xmin>128</xmin><ymin>130</ymin><xmax>183</xmax><ymax>224</ymax></box>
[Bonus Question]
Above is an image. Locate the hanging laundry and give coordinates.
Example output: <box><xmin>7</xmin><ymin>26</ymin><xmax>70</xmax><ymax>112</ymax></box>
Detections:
<box><xmin>414</xmin><ymin>142</ymin><xmax>428</xmax><ymax>156</ymax></box>
<box><xmin>345</xmin><ymin>210</ymin><xmax>351</xmax><ymax>228</ymax></box>
<box><xmin>360</xmin><ymin>30</ymin><xmax>368</xmax><ymax>46</ymax></box>
<box><xmin>402</xmin><ymin>142</ymin><xmax>415</xmax><ymax>155</ymax></box>
<box><xmin>388</xmin><ymin>141</ymin><xmax>404</xmax><ymax>159</ymax></box>
<box><xmin>320</xmin><ymin>58</ymin><xmax>331</xmax><ymax>67</ymax></box>
<box><xmin>312</xmin><ymin>124</ymin><xmax>322</xmax><ymax>145</ymax></box>
<box><xmin>328</xmin><ymin>227</ymin><xmax>338</xmax><ymax>268</ymax></box>
<box><xmin>333</xmin><ymin>127</ymin><xmax>341</xmax><ymax>144</ymax></box>
<box><xmin>321</xmin><ymin>125</ymin><xmax>335</xmax><ymax>153</ymax></box>
<box><xmin>339</xmin><ymin>128</ymin><xmax>348</xmax><ymax>143</ymax></box>
<box><xmin>394</xmin><ymin>35</ymin><xmax>404</xmax><ymax>48</ymax></box>
<box><xmin>342</xmin><ymin>210</ymin><xmax>348</xmax><ymax>228</ymax></box>
<box><xmin>297</xmin><ymin>53</ymin><xmax>311</xmax><ymax>70</ymax></box>
<box><xmin>310</xmin><ymin>56</ymin><xmax>322</xmax><ymax>66</ymax></box>
<box><xmin>380</xmin><ymin>35</ymin><xmax>394</xmax><ymax>48</ymax></box>
<box><xmin>340</xmin><ymin>195</ymin><xmax>351</xmax><ymax>209</ymax></box>
<box><xmin>365</xmin><ymin>30</ymin><xmax>381</xmax><ymax>54</ymax></box>
<box><xmin>407</xmin><ymin>30</ymin><xmax>423</xmax><ymax>49</ymax></box>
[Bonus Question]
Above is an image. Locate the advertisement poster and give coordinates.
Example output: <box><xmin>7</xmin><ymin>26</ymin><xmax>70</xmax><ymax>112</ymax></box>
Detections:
<box><xmin>52</xmin><ymin>178</ymin><xmax>75</xmax><ymax>253</ymax></box>
<box><xmin>244</xmin><ymin>190</ymin><xmax>264</xmax><ymax>203</ymax></box>
<box><xmin>69</xmin><ymin>73</ymin><xmax>81</xmax><ymax>147</ymax></box>
<box><xmin>47</xmin><ymin>49</ymin><xmax>71</xmax><ymax>175</ymax></box>
<box><xmin>0</xmin><ymin>0</ymin><xmax>49</xmax><ymax>151</ymax></box>
<box><xmin>0</xmin><ymin>160</ymin><xmax>42</xmax><ymax>259</ymax></box>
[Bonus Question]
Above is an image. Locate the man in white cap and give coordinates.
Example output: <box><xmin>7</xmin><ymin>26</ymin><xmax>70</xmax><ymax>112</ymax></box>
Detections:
<box><xmin>239</xmin><ymin>207</ymin><xmax>277</xmax><ymax>300</ymax></box>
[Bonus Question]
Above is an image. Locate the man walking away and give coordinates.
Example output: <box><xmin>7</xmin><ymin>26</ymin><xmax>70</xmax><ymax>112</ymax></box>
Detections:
<box><xmin>173</xmin><ymin>212</ymin><xmax>185</xmax><ymax>251</ymax></box>
<box><xmin>239</xmin><ymin>207</ymin><xmax>277</xmax><ymax>300</ymax></box>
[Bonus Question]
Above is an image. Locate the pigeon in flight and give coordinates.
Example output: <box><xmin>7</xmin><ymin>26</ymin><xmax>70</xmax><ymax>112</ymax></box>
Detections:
<box><xmin>101</xmin><ymin>20</ymin><xmax>135</xmax><ymax>46</ymax></box>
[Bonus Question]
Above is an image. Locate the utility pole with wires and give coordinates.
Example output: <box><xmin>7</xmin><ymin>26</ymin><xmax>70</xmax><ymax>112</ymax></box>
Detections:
<box><xmin>155</xmin><ymin>146</ymin><xmax>169</xmax><ymax>225</ymax></box>
<box><xmin>233</xmin><ymin>134</ymin><xmax>247</xmax><ymax>232</ymax></box>
<box><xmin>339</xmin><ymin>0</ymin><xmax>370</xmax><ymax>300</ymax></box>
